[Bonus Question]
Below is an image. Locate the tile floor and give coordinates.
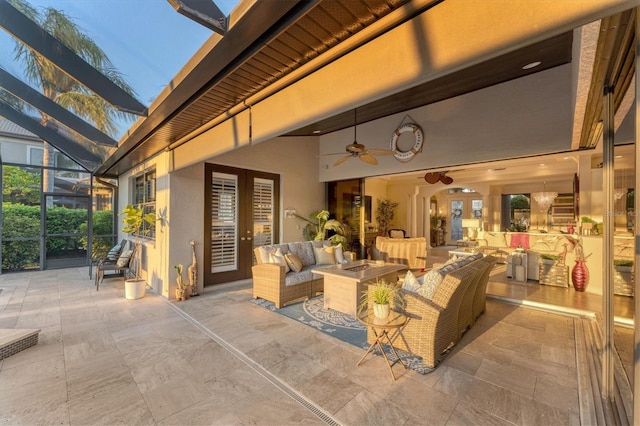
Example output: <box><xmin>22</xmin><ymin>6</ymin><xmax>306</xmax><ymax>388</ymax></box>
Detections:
<box><xmin>0</xmin><ymin>265</ymin><xmax>591</xmax><ymax>425</ymax></box>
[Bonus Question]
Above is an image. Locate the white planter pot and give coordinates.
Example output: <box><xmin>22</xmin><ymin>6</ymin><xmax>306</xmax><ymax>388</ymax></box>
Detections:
<box><xmin>125</xmin><ymin>279</ymin><xmax>146</xmax><ymax>300</ymax></box>
<box><xmin>373</xmin><ymin>303</ymin><xmax>390</xmax><ymax>319</ymax></box>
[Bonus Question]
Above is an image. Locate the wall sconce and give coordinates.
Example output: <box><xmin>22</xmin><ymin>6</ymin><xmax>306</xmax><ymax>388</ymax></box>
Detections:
<box><xmin>284</xmin><ymin>207</ymin><xmax>297</xmax><ymax>219</ymax></box>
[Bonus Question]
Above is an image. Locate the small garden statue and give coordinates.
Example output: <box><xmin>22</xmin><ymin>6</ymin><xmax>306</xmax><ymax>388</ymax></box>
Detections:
<box><xmin>175</xmin><ymin>263</ymin><xmax>191</xmax><ymax>301</ymax></box>
<box><xmin>188</xmin><ymin>240</ymin><xmax>199</xmax><ymax>296</ymax></box>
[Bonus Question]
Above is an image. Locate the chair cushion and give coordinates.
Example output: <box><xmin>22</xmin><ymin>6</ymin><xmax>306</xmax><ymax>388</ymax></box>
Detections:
<box><xmin>116</xmin><ymin>249</ymin><xmax>133</xmax><ymax>267</ymax></box>
<box><xmin>106</xmin><ymin>242</ymin><xmax>123</xmax><ymax>261</ymax></box>
<box><xmin>284</xmin><ymin>253</ymin><xmax>303</xmax><ymax>272</ymax></box>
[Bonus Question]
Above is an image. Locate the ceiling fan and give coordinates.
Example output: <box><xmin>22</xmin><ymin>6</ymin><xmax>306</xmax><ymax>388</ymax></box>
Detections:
<box><xmin>330</xmin><ymin>110</ymin><xmax>394</xmax><ymax>166</ymax></box>
<box><xmin>423</xmin><ymin>171</ymin><xmax>455</xmax><ymax>185</ymax></box>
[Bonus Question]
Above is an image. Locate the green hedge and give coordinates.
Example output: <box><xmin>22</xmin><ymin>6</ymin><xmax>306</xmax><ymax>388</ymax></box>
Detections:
<box><xmin>2</xmin><ymin>203</ymin><xmax>114</xmax><ymax>271</ymax></box>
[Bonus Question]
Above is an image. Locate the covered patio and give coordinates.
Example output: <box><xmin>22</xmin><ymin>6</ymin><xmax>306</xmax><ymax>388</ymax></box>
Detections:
<box><xmin>0</xmin><ymin>265</ymin><xmax>623</xmax><ymax>425</ymax></box>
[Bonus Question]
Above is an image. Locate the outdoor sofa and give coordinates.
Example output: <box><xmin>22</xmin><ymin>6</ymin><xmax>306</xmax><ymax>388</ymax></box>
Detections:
<box><xmin>369</xmin><ymin>253</ymin><xmax>496</xmax><ymax>369</ymax></box>
<box><xmin>252</xmin><ymin>240</ymin><xmax>355</xmax><ymax>308</ymax></box>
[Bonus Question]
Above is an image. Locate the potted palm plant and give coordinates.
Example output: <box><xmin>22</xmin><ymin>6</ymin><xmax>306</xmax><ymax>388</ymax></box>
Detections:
<box><xmin>120</xmin><ymin>204</ymin><xmax>157</xmax><ymax>300</ymax></box>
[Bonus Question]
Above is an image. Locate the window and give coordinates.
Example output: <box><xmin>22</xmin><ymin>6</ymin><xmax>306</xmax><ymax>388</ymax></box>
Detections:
<box><xmin>133</xmin><ymin>169</ymin><xmax>156</xmax><ymax>239</ymax></box>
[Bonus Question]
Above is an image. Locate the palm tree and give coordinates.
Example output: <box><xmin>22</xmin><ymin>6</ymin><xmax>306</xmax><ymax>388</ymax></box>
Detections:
<box><xmin>6</xmin><ymin>0</ymin><xmax>137</xmax><ymax>194</ymax></box>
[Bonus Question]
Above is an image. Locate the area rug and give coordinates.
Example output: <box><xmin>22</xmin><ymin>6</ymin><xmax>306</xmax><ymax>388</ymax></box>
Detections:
<box><xmin>250</xmin><ymin>295</ymin><xmax>436</xmax><ymax>374</ymax></box>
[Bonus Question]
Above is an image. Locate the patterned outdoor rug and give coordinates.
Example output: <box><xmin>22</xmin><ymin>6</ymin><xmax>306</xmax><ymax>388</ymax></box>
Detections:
<box><xmin>250</xmin><ymin>295</ymin><xmax>436</xmax><ymax>374</ymax></box>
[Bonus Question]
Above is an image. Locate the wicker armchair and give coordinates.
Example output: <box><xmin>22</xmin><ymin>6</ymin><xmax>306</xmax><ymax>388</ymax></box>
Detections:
<box><xmin>371</xmin><ymin>265</ymin><xmax>477</xmax><ymax>369</ymax></box>
<box><xmin>251</xmin><ymin>262</ymin><xmax>318</xmax><ymax>309</ymax></box>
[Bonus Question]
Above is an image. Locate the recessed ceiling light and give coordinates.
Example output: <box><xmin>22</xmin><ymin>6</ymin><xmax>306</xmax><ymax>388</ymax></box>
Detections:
<box><xmin>522</xmin><ymin>61</ymin><xmax>541</xmax><ymax>70</ymax></box>
<box><xmin>312</xmin><ymin>130</ymin><xmax>322</xmax><ymax>134</ymax></box>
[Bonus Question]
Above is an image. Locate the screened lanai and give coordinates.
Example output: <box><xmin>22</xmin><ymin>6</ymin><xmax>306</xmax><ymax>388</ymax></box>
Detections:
<box><xmin>1</xmin><ymin>0</ymin><xmax>640</xmax><ymax>422</ymax></box>
<box><xmin>0</xmin><ymin>0</ymin><xmax>236</xmax><ymax>271</ymax></box>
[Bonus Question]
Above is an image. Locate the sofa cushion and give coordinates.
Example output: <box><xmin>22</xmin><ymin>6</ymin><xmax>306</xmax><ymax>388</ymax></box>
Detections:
<box><xmin>314</xmin><ymin>246</ymin><xmax>336</xmax><ymax>265</ymax></box>
<box><xmin>288</xmin><ymin>242</ymin><xmax>315</xmax><ymax>267</ymax></box>
<box><xmin>326</xmin><ymin>243</ymin><xmax>347</xmax><ymax>264</ymax></box>
<box><xmin>401</xmin><ymin>270</ymin><xmax>422</xmax><ymax>292</ymax></box>
<box><xmin>284</xmin><ymin>253</ymin><xmax>303</xmax><ymax>272</ymax></box>
<box><xmin>284</xmin><ymin>270</ymin><xmax>314</xmax><ymax>286</ymax></box>
<box><xmin>483</xmin><ymin>232</ymin><xmax>508</xmax><ymax>248</ymax></box>
<box><xmin>268</xmin><ymin>248</ymin><xmax>290</xmax><ymax>273</ymax></box>
<box><xmin>416</xmin><ymin>269</ymin><xmax>443</xmax><ymax>300</ymax></box>
<box><xmin>509</xmin><ymin>233</ymin><xmax>530</xmax><ymax>249</ymax></box>
<box><xmin>256</xmin><ymin>244</ymin><xmax>289</xmax><ymax>264</ymax></box>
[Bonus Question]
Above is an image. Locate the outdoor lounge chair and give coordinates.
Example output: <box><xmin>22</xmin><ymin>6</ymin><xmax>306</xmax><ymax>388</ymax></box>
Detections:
<box><xmin>89</xmin><ymin>239</ymin><xmax>127</xmax><ymax>279</ymax></box>
<box><xmin>95</xmin><ymin>243</ymin><xmax>136</xmax><ymax>291</ymax></box>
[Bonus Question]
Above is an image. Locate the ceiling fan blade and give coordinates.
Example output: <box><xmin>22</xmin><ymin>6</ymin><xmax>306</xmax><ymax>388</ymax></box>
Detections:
<box><xmin>320</xmin><ymin>151</ymin><xmax>348</xmax><ymax>157</ymax></box>
<box><xmin>334</xmin><ymin>155</ymin><xmax>351</xmax><ymax>166</ymax></box>
<box><xmin>440</xmin><ymin>174</ymin><xmax>454</xmax><ymax>184</ymax></box>
<box><xmin>424</xmin><ymin>172</ymin><xmax>440</xmax><ymax>184</ymax></box>
<box><xmin>360</xmin><ymin>154</ymin><xmax>378</xmax><ymax>165</ymax></box>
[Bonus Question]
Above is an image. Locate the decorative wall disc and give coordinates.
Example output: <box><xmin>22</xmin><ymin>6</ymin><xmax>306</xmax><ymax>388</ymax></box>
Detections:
<box><xmin>390</xmin><ymin>123</ymin><xmax>423</xmax><ymax>162</ymax></box>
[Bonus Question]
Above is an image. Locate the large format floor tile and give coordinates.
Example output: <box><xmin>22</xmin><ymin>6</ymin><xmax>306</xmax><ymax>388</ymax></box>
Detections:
<box><xmin>0</xmin><ymin>266</ymin><xmax>593</xmax><ymax>425</ymax></box>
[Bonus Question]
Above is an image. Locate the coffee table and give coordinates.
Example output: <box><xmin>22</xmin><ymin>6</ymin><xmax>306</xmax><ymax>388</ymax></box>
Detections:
<box><xmin>311</xmin><ymin>260</ymin><xmax>406</xmax><ymax>316</ymax></box>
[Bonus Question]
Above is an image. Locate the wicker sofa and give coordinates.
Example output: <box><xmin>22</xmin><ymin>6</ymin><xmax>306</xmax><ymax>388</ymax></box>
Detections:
<box><xmin>252</xmin><ymin>240</ymin><xmax>355</xmax><ymax>308</ymax></box>
<box><xmin>368</xmin><ymin>254</ymin><xmax>495</xmax><ymax>368</ymax></box>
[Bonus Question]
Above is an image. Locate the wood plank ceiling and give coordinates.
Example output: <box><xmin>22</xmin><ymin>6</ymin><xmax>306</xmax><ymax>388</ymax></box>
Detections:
<box><xmin>100</xmin><ymin>1</ymin><xmax>634</xmax><ymax>176</ymax></box>
<box><xmin>98</xmin><ymin>0</ymin><xmax>428</xmax><ymax>176</ymax></box>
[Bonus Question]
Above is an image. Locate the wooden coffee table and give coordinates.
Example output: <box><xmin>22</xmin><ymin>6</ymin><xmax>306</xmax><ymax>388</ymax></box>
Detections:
<box><xmin>311</xmin><ymin>260</ymin><xmax>406</xmax><ymax>316</ymax></box>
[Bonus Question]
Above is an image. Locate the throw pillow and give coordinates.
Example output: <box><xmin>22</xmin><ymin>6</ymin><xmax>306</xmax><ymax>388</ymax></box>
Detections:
<box><xmin>314</xmin><ymin>246</ymin><xmax>336</xmax><ymax>265</ymax></box>
<box><xmin>401</xmin><ymin>270</ymin><xmax>422</xmax><ymax>292</ymax></box>
<box><xmin>416</xmin><ymin>269</ymin><xmax>443</xmax><ymax>300</ymax></box>
<box><xmin>268</xmin><ymin>248</ymin><xmax>290</xmax><ymax>273</ymax></box>
<box><xmin>116</xmin><ymin>249</ymin><xmax>133</xmax><ymax>267</ymax></box>
<box><xmin>325</xmin><ymin>243</ymin><xmax>346</xmax><ymax>264</ymax></box>
<box><xmin>256</xmin><ymin>246</ymin><xmax>271</xmax><ymax>264</ymax></box>
<box><xmin>106</xmin><ymin>242</ymin><xmax>123</xmax><ymax>261</ymax></box>
<box><xmin>284</xmin><ymin>253</ymin><xmax>303</xmax><ymax>272</ymax></box>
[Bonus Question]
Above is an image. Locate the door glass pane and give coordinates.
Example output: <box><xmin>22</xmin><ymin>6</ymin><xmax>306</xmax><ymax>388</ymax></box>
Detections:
<box><xmin>450</xmin><ymin>200</ymin><xmax>463</xmax><ymax>241</ymax></box>
<box><xmin>44</xmin><ymin>195</ymin><xmax>89</xmax><ymax>269</ymax></box>
<box><xmin>2</xmin><ymin>165</ymin><xmax>41</xmax><ymax>271</ymax></box>
<box><xmin>210</xmin><ymin>172</ymin><xmax>238</xmax><ymax>273</ymax></box>
<box><xmin>472</xmin><ymin>199</ymin><xmax>483</xmax><ymax>219</ymax></box>
<box><xmin>253</xmin><ymin>177</ymin><xmax>274</xmax><ymax>249</ymax></box>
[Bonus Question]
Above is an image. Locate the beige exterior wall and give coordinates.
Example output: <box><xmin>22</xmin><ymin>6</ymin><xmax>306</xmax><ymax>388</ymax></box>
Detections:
<box><xmin>119</xmin><ymin>136</ymin><xmax>324</xmax><ymax>299</ymax></box>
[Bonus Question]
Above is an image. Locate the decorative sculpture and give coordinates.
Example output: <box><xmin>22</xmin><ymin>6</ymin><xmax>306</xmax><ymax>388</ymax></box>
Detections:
<box><xmin>557</xmin><ymin>243</ymin><xmax>568</xmax><ymax>266</ymax></box>
<box><xmin>188</xmin><ymin>240</ymin><xmax>199</xmax><ymax>296</ymax></box>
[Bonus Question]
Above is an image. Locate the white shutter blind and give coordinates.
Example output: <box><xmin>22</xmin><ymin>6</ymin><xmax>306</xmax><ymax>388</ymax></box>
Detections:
<box><xmin>253</xmin><ymin>178</ymin><xmax>274</xmax><ymax>248</ymax></box>
<box><xmin>210</xmin><ymin>172</ymin><xmax>238</xmax><ymax>272</ymax></box>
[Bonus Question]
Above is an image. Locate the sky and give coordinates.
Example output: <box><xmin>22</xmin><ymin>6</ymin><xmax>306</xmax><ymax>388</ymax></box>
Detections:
<box><xmin>0</xmin><ymin>0</ymin><xmax>240</xmax><ymax>137</ymax></box>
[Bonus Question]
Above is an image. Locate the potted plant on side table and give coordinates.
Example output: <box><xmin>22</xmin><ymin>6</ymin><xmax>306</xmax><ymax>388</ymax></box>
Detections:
<box><xmin>120</xmin><ymin>204</ymin><xmax>157</xmax><ymax>300</ymax></box>
<box><xmin>358</xmin><ymin>279</ymin><xmax>405</xmax><ymax>319</ymax></box>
